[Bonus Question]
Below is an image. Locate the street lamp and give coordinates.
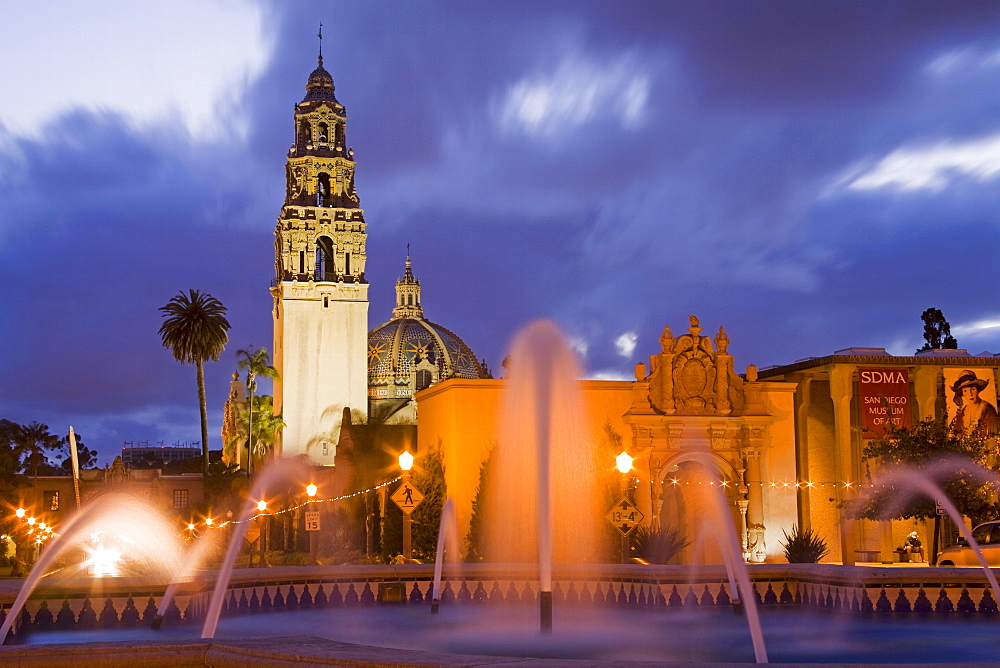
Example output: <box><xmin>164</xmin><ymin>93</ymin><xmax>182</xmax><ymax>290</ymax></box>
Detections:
<box><xmin>399</xmin><ymin>451</ymin><xmax>414</xmax><ymax>560</ymax></box>
<box><xmin>306</xmin><ymin>483</ymin><xmax>318</xmax><ymax>563</ymax></box>
<box><xmin>256</xmin><ymin>500</ymin><xmax>267</xmax><ymax>566</ymax></box>
<box><xmin>14</xmin><ymin>508</ymin><xmax>25</xmax><ymax>519</ymax></box>
<box><xmin>616</xmin><ymin>451</ymin><xmax>633</xmax><ymax>564</ymax></box>
<box><xmin>205</xmin><ymin>517</ymin><xmax>214</xmax><ymax>526</ymax></box>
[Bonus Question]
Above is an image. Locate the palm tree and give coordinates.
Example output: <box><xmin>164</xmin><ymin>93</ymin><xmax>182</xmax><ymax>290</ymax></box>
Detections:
<box><xmin>158</xmin><ymin>289</ymin><xmax>231</xmax><ymax>475</ymax></box>
<box><xmin>242</xmin><ymin>395</ymin><xmax>286</xmax><ymax>472</ymax></box>
<box><xmin>236</xmin><ymin>346</ymin><xmax>280</xmax><ymax>474</ymax></box>
<box><xmin>13</xmin><ymin>422</ymin><xmax>60</xmax><ymax>497</ymax></box>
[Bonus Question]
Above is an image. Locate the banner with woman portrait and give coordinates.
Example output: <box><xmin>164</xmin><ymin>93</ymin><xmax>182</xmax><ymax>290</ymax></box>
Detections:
<box><xmin>943</xmin><ymin>368</ymin><xmax>999</xmax><ymax>436</ymax></box>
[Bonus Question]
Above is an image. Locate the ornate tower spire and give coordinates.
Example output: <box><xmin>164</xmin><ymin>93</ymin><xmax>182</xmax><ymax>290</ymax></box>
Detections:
<box><xmin>317</xmin><ymin>22</ymin><xmax>323</xmax><ymax>66</ymax></box>
<box><xmin>393</xmin><ymin>245</ymin><xmax>423</xmax><ymax>319</ymax></box>
<box><xmin>271</xmin><ymin>51</ymin><xmax>369</xmax><ymax>467</ymax></box>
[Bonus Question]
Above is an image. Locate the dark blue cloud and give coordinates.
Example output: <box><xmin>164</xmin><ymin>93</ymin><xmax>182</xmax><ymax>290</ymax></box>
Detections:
<box><xmin>5</xmin><ymin>0</ymin><xmax>1000</xmax><ymax>465</ymax></box>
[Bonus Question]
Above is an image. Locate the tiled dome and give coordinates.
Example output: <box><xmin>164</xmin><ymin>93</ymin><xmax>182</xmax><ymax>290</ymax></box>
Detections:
<box><xmin>368</xmin><ymin>317</ymin><xmax>488</xmax><ymax>387</ymax></box>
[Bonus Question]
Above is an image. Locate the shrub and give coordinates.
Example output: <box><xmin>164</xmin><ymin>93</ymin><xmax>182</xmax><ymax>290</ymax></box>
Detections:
<box><xmin>780</xmin><ymin>525</ymin><xmax>829</xmax><ymax>563</ymax></box>
<box><xmin>632</xmin><ymin>525</ymin><xmax>690</xmax><ymax>564</ymax></box>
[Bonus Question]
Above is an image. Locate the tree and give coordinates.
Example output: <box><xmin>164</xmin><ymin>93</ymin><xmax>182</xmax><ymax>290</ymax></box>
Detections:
<box><xmin>13</xmin><ymin>422</ymin><xmax>60</xmax><ymax>480</ymax></box>
<box><xmin>917</xmin><ymin>307</ymin><xmax>958</xmax><ymax>353</ymax></box>
<box><xmin>158</xmin><ymin>289</ymin><xmax>231</xmax><ymax>475</ymax></box>
<box><xmin>0</xmin><ymin>420</ymin><xmax>25</xmax><ymax>536</ymax></box>
<box><xmin>465</xmin><ymin>445</ymin><xmax>495</xmax><ymax>561</ymax></box>
<box><xmin>53</xmin><ymin>432</ymin><xmax>99</xmax><ymax>473</ymax></box>
<box><xmin>239</xmin><ymin>395</ymin><xmax>285</xmax><ymax>471</ymax></box>
<box><xmin>235</xmin><ymin>346</ymin><xmax>280</xmax><ymax>474</ymax></box>
<box><xmin>855</xmin><ymin>418</ymin><xmax>999</xmax><ymax>526</ymax></box>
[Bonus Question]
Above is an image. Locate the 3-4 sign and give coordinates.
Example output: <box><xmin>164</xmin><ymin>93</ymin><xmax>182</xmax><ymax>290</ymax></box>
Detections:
<box><xmin>606</xmin><ymin>498</ymin><xmax>644</xmax><ymax>536</ymax></box>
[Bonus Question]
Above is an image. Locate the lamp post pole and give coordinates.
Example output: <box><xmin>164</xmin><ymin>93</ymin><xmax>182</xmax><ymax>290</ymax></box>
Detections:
<box><xmin>256</xmin><ymin>500</ymin><xmax>267</xmax><ymax>567</ymax></box>
<box><xmin>616</xmin><ymin>451</ymin><xmax>634</xmax><ymax>564</ymax></box>
<box><xmin>306</xmin><ymin>483</ymin><xmax>318</xmax><ymax>563</ymax></box>
<box><xmin>399</xmin><ymin>451</ymin><xmax>414</xmax><ymax>560</ymax></box>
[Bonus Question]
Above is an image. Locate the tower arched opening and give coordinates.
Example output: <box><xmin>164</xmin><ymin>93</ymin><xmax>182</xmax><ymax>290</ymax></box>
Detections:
<box><xmin>317</xmin><ymin>173</ymin><xmax>332</xmax><ymax>206</ymax></box>
<box><xmin>315</xmin><ymin>236</ymin><xmax>336</xmax><ymax>282</ymax></box>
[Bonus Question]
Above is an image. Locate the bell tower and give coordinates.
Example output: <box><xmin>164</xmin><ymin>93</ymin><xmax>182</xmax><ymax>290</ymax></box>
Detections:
<box><xmin>272</xmin><ymin>43</ymin><xmax>368</xmax><ymax>465</ymax></box>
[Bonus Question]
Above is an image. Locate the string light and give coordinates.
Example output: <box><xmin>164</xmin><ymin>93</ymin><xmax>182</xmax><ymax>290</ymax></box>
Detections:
<box><xmin>201</xmin><ymin>476</ymin><xmax>403</xmax><ymax>530</ymax></box>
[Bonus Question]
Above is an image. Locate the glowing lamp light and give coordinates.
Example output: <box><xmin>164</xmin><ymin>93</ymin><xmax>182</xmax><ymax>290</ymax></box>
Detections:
<box><xmin>398</xmin><ymin>451</ymin><xmax>414</xmax><ymax>472</ymax></box>
<box><xmin>15</xmin><ymin>508</ymin><xmax>25</xmax><ymax>518</ymax></box>
<box><xmin>187</xmin><ymin>523</ymin><xmax>195</xmax><ymax>531</ymax></box>
<box><xmin>306</xmin><ymin>483</ymin><xmax>318</xmax><ymax>497</ymax></box>
<box><xmin>205</xmin><ymin>517</ymin><xmax>213</xmax><ymax>526</ymax></box>
<box><xmin>616</xmin><ymin>451</ymin><xmax>633</xmax><ymax>474</ymax></box>
<box><xmin>257</xmin><ymin>500</ymin><xmax>267</xmax><ymax>512</ymax></box>
<box><xmin>38</xmin><ymin>522</ymin><xmax>46</xmax><ymax>530</ymax></box>
<box><xmin>26</xmin><ymin>517</ymin><xmax>36</xmax><ymax>526</ymax></box>
<box><xmin>86</xmin><ymin>544</ymin><xmax>122</xmax><ymax>578</ymax></box>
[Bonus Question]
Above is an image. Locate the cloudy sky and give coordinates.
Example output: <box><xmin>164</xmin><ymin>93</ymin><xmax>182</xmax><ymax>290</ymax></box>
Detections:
<box><xmin>4</xmin><ymin>0</ymin><xmax>1000</xmax><ymax>464</ymax></box>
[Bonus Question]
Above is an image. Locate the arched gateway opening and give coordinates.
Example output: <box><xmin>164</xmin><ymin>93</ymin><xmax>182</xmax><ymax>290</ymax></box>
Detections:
<box><xmin>656</xmin><ymin>450</ymin><xmax>743</xmax><ymax>565</ymax></box>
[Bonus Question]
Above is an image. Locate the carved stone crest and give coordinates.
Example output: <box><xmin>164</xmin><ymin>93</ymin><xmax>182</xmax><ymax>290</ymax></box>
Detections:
<box><xmin>646</xmin><ymin>317</ymin><xmax>743</xmax><ymax>416</ymax></box>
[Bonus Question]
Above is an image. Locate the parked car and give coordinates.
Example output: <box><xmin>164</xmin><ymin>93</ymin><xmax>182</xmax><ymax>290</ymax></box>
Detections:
<box><xmin>937</xmin><ymin>520</ymin><xmax>1000</xmax><ymax>566</ymax></box>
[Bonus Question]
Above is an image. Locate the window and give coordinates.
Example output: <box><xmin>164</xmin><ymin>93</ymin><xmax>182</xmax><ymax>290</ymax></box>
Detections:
<box><xmin>173</xmin><ymin>489</ymin><xmax>189</xmax><ymax>510</ymax></box>
<box><xmin>416</xmin><ymin>369</ymin><xmax>433</xmax><ymax>391</ymax></box>
<box><xmin>45</xmin><ymin>490</ymin><xmax>59</xmax><ymax>511</ymax></box>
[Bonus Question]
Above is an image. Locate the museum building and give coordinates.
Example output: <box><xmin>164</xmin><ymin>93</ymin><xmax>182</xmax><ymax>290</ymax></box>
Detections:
<box><xmin>265</xmin><ymin>55</ymin><xmax>1000</xmax><ymax>565</ymax></box>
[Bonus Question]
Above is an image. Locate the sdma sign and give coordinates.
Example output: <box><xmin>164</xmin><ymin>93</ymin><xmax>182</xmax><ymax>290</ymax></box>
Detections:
<box><xmin>858</xmin><ymin>367</ymin><xmax>911</xmax><ymax>438</ymax></box>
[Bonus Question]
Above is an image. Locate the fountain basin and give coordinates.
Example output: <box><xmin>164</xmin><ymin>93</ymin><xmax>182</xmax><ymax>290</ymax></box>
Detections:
<box><xmin>4</xmin><ymin>561</ymin><xmax>1000</xmax><ymax>664</ymax></box>
<box><xmin>5</xmin><ymin>562</ymin><xmax>1000</xmax><ymax>638</ymax></box>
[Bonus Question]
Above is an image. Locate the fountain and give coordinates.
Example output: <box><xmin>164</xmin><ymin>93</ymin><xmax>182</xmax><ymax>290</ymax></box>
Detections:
<box><xmin>9</xmin><ymin>328</ymin><xmax>1000</xmax><ymax>663</ymax></box>
<box><xmin>480</xmin><ymin>320</ymin><xmax>604</xmax><ymax>631</ymax></box>
<box><xmin>0</xmin><ymin>493</ymin><xmax>185</xmax><ymax>642</ymax></box>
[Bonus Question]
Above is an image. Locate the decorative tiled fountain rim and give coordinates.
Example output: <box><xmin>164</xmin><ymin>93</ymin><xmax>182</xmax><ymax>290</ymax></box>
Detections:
<box><xmin>2</xmin><ymin>563</ymin><xmax>997</xmax><ymax>640</ymax></box>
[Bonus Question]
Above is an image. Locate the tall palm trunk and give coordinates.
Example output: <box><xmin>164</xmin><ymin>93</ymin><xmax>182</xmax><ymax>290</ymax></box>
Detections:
<box><xmin>197</xmin><ymin>359</ymin><xmax>209</xmax><ymax>475</ymax></box>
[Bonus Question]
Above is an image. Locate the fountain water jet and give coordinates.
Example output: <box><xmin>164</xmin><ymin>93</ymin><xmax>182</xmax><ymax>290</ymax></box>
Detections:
<box><xmin>480</xmin><ymin>320</ymin><xmax>604</xmax><ymax>633</ymax></box>
<box><xmin>152</xmin><ymin>527</ymin><xmax>225</xmax><ymax>629</ymax></box>
<box><xmin>850</xmin><ymin>455</ymin><xmax>1000</xmax><ymax>605</ymax></box>
<box><xmin>200</xmin><ymin>457</ymin><xmax>311</xmax><ymax>639</ymax></box>
<box><xmin>430</xmin><ymin>497</ymin><xmax>460</xmax><ymax>614</ymax></box>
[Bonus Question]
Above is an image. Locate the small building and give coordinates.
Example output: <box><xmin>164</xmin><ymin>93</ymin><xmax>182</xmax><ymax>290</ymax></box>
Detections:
<box><xmin>758</xmin><ymin>346</ymin><xmax>1000</xmax><ymax>563</ymax></box>
<box><xmin>121</xmin><ymin>443</ymin><xmax>201</xmax><ymax>466</ymax></box>
<box><xmin>12</xmin><ymin>457</ymin><xmax>205</xmax><ymax>541</ymax></box>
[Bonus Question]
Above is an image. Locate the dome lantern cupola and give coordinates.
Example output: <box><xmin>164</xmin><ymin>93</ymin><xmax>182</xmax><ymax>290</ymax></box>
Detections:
<box><xmin>303</xmin><ymin>24</ymin><xmax>337</xmax><ymax>103</ymax></box>
<box><xmin>393</xmin><ymin>247</ymin><xmax>423</xmax><ymax>319</ymax></box>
